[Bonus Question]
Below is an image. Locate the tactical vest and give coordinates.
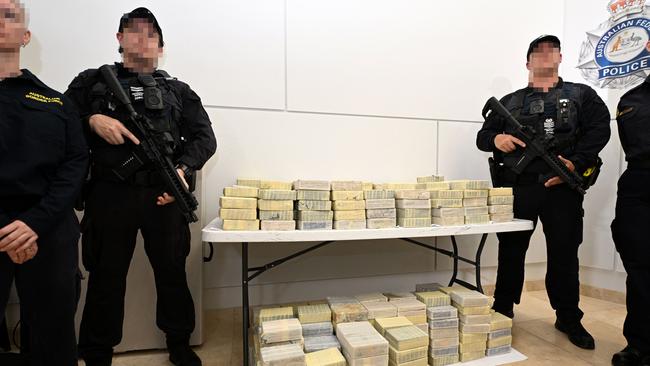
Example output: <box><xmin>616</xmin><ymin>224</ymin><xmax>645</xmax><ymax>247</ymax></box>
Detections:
<box><xmin>499</xmin><ymin>82</ymin><xmax>582</xmax><ymax>172</ymax></box>
<box><xmin>88</xmin><ymin>67</ymin><xmax>185</xmax><ymax>169</ymax></box>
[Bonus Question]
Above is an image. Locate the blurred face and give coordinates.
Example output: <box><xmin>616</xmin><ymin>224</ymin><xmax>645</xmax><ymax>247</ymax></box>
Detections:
<box><xmin>0</xmin><ymin>0</ymin><xmax>30</xmax><ymax>52</ymax></box>
<box><xmin>527</xmin><ymin>42</ymin><xmax>562</xmax><ymax>74</ymax></box>
<box><xmin>117</xmin><ymin>18</ymin><xmax>162</xmax><ymax>62</ymax></box>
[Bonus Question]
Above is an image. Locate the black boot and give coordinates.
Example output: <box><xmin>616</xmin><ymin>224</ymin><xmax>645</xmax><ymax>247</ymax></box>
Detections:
<box><xmin>169</xmin><ymin>345</ymin><xmax>202</xmax><ymax>366</ymax></box>
<box><xmin>492</xmin><ymin>298</ymin><xmax>514</xmax><ymax>318</ymax></box>
<box><xmin>612</xmin><ymin>346</ymin><xmax>642</xmax><ymax>366</ymax></box>
<box><xmin>554</xmin><ymin>319</ymin><xmax>595</xmax><ymax>350</ymax></box>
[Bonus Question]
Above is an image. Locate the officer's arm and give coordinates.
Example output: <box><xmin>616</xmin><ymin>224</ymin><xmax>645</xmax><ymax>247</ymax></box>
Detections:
<box><xmin>176</xmin><ymin>85</ymin><xmax>217</xmax><ymax>171</ymax></box>
<box><xmin>568</xmin><ymin>87</ymin><xmax>612</xmax><ymax>173</ymax></box>
<box><xmin>476</xmin><ymin>97</ymin><xmax>507</xmax><ymax>152</ymax></box>
<box><xmin>17</xmin><ymin>99</ymin><xmax>89</xmax><ymax>236</ymax></box>
<box><xmin>65</xmin><ymin>72</ymin><xmax>95</xmax><ymax>137</ymax></box>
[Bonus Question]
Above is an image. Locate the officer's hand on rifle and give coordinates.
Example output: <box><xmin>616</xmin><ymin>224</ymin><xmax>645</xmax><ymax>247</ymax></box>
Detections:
<box><xmin>544</xmin><ymin>155</ymin><xmax>576</xmax><ymax>187</ymax></box>
<box><xmin>89</xmin><ymin>114</ymin><xmax>141</xmax><ymax>146</ymax></box>
<box><xmin>156</xmin><ymin>169</ymin><xmax>190</xmax><ymax>206</ymax></box>
<box><xmin>494</xmin><ymin>134</ymin><xmax>526</xmax><ymax>153</ymax></box>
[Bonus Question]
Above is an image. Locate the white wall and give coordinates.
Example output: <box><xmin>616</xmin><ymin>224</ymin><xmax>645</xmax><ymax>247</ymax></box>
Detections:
<box><xmin>10</xmin><ymin>0</ymin><xmax>631</xmax><ymax>316</ymax></box>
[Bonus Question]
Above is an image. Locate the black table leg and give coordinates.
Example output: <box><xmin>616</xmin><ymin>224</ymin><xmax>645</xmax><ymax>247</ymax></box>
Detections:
<box><xmin>448</xmin><ymin>236</ymin><xmax>460</xmax><ymax>287</ymax></box>
<box><xmin>474</xmin><ymin>234</ymin><xmax>488</xmax><ymax>294</ymax></box>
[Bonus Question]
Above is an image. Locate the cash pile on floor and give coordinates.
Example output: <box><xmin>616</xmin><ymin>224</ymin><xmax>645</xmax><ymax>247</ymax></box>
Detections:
<box><xmin>488</xmin><ymin>188</ymin><xmax>515</xmax><ymax>223</ymax></box>
<box><xmin>294</xmin><ymin>180</ymin><xmax>333</xmax><ymax>231</ymax></box>
<box><xmin>416</xmin><ymin>290</ymin><xmax>459</xmax><ymax>366</ymax></box>
<box><xmin>331</xmin><ymin>181</ymin><xmax>366</xmax><ymax>230</ymax></box>
<box><xmin>487</xmin><ymin>311</ymin><xmax>513</xmax><ymax>357</ymax></box>
<box><xmin>297</xmin><ymin>304</ymin><xmax>340</xmax><ymax>354</ymax></box>
<box><xmin>336</xmin><ymin>321</ymin><xmax>389</xmax><ymax>365</ymax></box>
<box><xmin>219</xmin><ymin>183</ymin><xmax>260</xmax><ymax>231</ymax></box>
<box><xmin>445</xmin><ymin>288</ymin><xmax>492</xmax><ymax>363</ymax></box>
<box><xmin>253</xmin><ymin>287</ymin><xmax>515</xmax><ymax>365</ymax></box>
<box><xmin>257</xmin><ymin>307</ymin><xmax>306</xmax><ymax>365</ymax></box>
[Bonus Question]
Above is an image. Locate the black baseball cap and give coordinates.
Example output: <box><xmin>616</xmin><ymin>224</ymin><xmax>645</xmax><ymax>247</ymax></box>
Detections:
<box><xmin>527</xmin><ymin>35</ymin><xmax>561</xmax><ymax>60</ymax></box>
<box><xmin>118</xmin><ymin>7</ymin><xmax>164</xmax><ymax>48</ymax></box>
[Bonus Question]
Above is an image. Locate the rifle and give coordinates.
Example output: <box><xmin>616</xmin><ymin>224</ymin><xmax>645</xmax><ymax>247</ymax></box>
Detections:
<box><xmin>99</xmin><ymin>65</ymin><xmax>199</xmax><ymax>222</ymax></box>
<box><xmin>482</xmin><ymin>97</ymin><xmax>586</xmax><ymax>195</ymax></box>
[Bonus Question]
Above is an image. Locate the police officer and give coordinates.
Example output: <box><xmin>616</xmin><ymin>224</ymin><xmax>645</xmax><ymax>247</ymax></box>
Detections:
<box><xmin>610</xmin><ymin>76</ymin><xmax>650</xmax><ymax>366</ymax></box>
<box><xmin>476</xmin><ymin>35</ymin><xmax>611</xmax><ymax>349</ymax></box>
<box><xmin>65</xmin><ymin>8</ymin><xmax>216</xmax><ymax>366</ymax></box>
<box><xmin>0</xmin><ymin>0</ymin><xmax>89</xmax><ymax>364</ymax></box>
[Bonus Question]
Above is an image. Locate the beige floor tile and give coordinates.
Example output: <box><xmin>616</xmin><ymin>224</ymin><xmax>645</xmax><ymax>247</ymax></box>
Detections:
<box><xmin>516</xmin><ymin>317</ymin><xmax>627</xmax><ymax>366</ymax></box>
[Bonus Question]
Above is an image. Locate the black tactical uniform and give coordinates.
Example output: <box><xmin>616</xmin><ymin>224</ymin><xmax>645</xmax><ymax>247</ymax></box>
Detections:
<box><xmin>611</xmin><ymin>76</ymin><xmax>650</xmax><ymax>366</ymax></box>
<box><xmin>476</xmin><ymin>78</ymin><xmax>610</xmax><ymax>329</ymax></box>
<box><xmin>0</xmin><ymin>70</ymin><xmax>89</xmax><ymax>365</ymax></box>
<box><xmin>65</xmin><ymin>63</ymin><xmax>216</xmax><ymax>363</ymax></box>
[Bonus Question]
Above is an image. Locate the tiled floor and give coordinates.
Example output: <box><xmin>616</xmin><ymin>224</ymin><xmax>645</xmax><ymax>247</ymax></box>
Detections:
<box><xmin>81</xmin><ymin>290</ymin><xmax>628</xmax><ymax>366</ymax></box>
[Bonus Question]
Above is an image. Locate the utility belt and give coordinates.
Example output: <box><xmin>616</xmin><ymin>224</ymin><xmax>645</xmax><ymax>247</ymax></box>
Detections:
<box><xmin>91</xmin><ymin>164</ymin><xmax>164</xmax><ymax>187</ymax></box>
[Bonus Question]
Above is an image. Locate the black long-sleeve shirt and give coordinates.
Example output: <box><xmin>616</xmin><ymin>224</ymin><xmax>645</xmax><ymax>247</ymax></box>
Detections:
<box><xmin>0</xmin><ymin>70</ymin><xmax>89</xmax><ymax>235</ymax></box>
<box><xmin>616</xmin><ymin>76</ymin><xmax>650</xmax><ymax>163</ymax></box>
<box><xmin>476</xmin><ymin>79</ymin><xmax>611</xmax><ymax>174</ymax></box>
<box><xmin>64</xmin><ymin>63</ymin><xmax>216</xmax><ymax>172</ymax></box>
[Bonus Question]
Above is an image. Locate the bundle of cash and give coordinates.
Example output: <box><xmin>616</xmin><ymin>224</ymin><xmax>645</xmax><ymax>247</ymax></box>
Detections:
<box><xmin>385</xmin><ymin>325</ymin><xmax>429</xmax><ymax>351</ymax></box>
<box><xmin>294</xmin><ymin>180</ymin><xmax>331</xmax><ymax>191</ymax></box>
<box><xmin>260</xmin><ymin>318</ymin><xmax>303</xmax><ymax>344</ymax></box>
<box><xmin>423</xmin><ymin>182</ymin><xmax>451</xmax><ymax>191</ymax></box>
<box><xmin>304</xmin><ymin>335</ymin><xmax>341</xmax><ymax>353</ymax></box>
<box><xmin>363</xmin><ymin>301</ymin><xmax>398</xmax><ymax>319</ymax></box>
<box><xmin>373</xmin><ymin>316</ymin><xmax>413</xmax><ymax>336</ymax></box>
<box><xmin>224</xmin><ymin>185</ymin><xmax>259</xmax><ymax>198</ymax></box>
<box><xmin>259</xmin><ymin>343</ymin><xmax>306</xmax><ymax>366</ymax></box>
<box><xmin>331</xmin><ymin>303</ymin><xmax>369</xmax><ymax>325</ymax></box>
<box><xmin>488</xmin><ymin>187</ymin><xmax>515</xmax><ymax>223</ymax></box>
<box><xmin>447</xmin><ymin>180</ymin><xmax>490</xmax><ymax>190</ymax></box>
<box><xmin>385</xmin><ymin>292</ymin><xmax>417</xmax><ymax>302</ymax></box>
<box><xmin>258</xmin><ymin>307</ymin><xmax>295</xmax><ymax>325</ymax></box>
<box><xmin>302</xmin><ymin>322</ymin><xmax>334</xmax><ymax>337</ymax></box>
<box><xmin>236</xmin><ymin>178</ymin><xmax>261</xmax><ymax>188</ymax></box>
<box><xmin>486</xmin><ymin>311</ymin><xmax>513</xmax><ymax>357</ymax></box>
<box><xmin>253</xmin><ymin>187</ymin><xmax>297</xmax><ymax>231</ymax></box>
<box><xmin>390</xmin><ymin>344</ymin><xmax>428</xmax><ymax>365</ymax></box>
<box><xmin>294</xmin><ymin>180</ymin><xmax>333</xmax><ymax>230</ymax></box>
<box><xmin>355</xmin><ymin>293</ymin><xmax>388</xmax><ymax>303</ymax></box>
<box><xmin>298</xmin><ymin>304</ymin><xmax>332</xmax><ymax>324</ymax></box>
<box><xmin>304</xmin><ymin>347</ymin><xmax>346</xmax><ymax>366</ymax></box>
<box><xmin>331</xmin><ymin>181</ymin><xmax>364</xmax><ymax>192</ymax></box>
<box><xmin>260</xmin><ymin>180</ymin><xmax>294</xmax><ymax>190</ymax></box>
<box><xmin>430</xmin><ymin>198</ymin><xmax>463</xmax><ymax>209</ymax></box>
<box><xmin>328</xmin><ymin>183</ymin><xmax>366</xmax><ymax>230</ymax></box>
<box><xmin>336</xmin><ymin>321</ymin><xmax>388</xmax><ymax>361</ymax></box>
<box><xmin>417</xmin><ymin>175</ymin><xmax>445</xmax><ymax>183</ymax></box>
<box><xmin>416</xmin><ymin>291</ymin><xmax>451</xmax><ymax>308</ymax></box>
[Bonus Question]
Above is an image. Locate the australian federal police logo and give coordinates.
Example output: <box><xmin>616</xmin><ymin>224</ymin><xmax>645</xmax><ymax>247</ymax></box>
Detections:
<box><xmin>578</xmin><ymin>0</ymin><xmax>650</xmax><ymax>88</ymax></box>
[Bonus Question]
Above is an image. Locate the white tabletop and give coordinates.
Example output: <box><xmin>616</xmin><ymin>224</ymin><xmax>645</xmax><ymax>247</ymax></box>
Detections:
<box><xmin>202</xmin><ymin>218</ymin><xmax>533</xmax><ymax>243</ymax></box>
